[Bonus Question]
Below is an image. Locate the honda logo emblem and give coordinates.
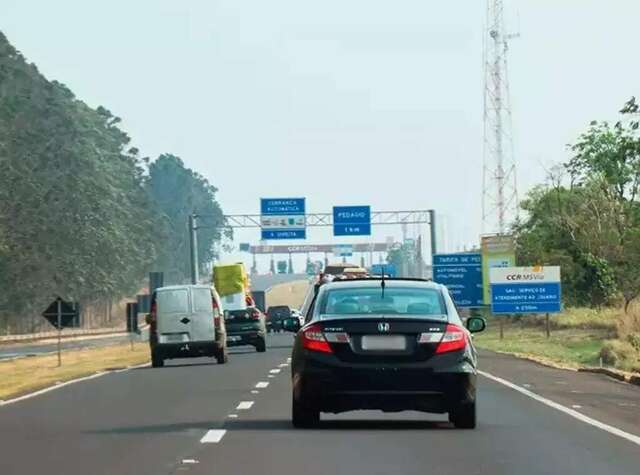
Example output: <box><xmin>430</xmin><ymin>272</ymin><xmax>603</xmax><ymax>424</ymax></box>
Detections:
<box><xmin>377</xmin><ymin>322</ymin><xmax>390</xmax><ymax>332</ymax></box>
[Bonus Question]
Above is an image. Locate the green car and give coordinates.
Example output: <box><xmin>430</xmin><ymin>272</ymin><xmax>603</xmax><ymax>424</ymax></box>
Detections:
<box><xmin>224</xmin><ymin>306</ymin><xmax>267</xmax><ymax>352</ymax></box>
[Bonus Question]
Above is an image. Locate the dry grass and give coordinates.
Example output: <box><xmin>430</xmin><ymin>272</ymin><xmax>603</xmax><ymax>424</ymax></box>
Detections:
<box><xmin>0</xmin><ymin>342</ymin><xmax>149</xmax><ymax>400</ymax></box>
<box><xmin>266</xmin><ymin>280</ymin><xmax>310</xmax><ymax>309</ymax></box>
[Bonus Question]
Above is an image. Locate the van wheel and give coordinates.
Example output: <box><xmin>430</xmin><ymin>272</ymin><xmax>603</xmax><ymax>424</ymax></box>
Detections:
<box><xmin>256</xmin><ymin>337</ymin><xmax>266</xmax><ymax>353</ymax></box>
<box><xmin>151</xmin><ymin>350</ymin><xmax>164</xmax><ymax>368</ymax></box>
<box><xmin>216</xmin><ymin>347</ymin><xmax>229</xmax><ymax>364</ymax></box>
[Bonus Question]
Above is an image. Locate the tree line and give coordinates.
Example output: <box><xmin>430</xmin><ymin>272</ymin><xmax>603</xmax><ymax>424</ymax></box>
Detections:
<box><xmin>0</xmin><ymin>32</ymin><xmax>227</xmax><ymax>331</ymax></box>
<box><xmin>515</xmin><ymin>97</ymin><xmax>640</xmax><ymax>310</ymax></box>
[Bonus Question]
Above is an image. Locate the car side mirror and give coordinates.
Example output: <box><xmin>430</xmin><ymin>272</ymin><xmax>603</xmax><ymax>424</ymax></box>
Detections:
<box><xmin>465</xmin><ymin>316</ymin><xmax>486</xmax><ymax>333</ymax></box>
<box><xmin>144</xmin><ymin>314</ymin><xmax>152</xmax><ymax>325</ymax></box>
<box><xmin>282</xmin><ymin>317</ymin><xmax>301</xmax><ymax>333</ymax></box>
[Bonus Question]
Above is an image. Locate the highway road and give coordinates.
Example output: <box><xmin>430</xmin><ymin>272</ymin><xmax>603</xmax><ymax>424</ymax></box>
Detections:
<box><xmin>1</xmin><ymin>334</ymin><xmax>638</xmax><ymax>475</ymax></box>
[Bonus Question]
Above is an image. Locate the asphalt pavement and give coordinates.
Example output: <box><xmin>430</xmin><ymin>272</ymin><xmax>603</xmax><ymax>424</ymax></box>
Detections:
<box><xmin>0</xmin><ymin>334</ymin><xmax>638</xmax><ymax>474</ymax></box>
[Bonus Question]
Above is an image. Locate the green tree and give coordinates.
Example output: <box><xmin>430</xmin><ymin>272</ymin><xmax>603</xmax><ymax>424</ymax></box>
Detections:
<box><xmin>147</xmin><ymin>154</ymin><xmax>229</xmax><ymax>284</ymax></box>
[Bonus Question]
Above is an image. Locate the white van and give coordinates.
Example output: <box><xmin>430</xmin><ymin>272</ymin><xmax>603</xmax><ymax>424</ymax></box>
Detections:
<box><xmin>147</xmin><ymin>285</ymin><xmax>228</xmax><ymax>367</ymax></box>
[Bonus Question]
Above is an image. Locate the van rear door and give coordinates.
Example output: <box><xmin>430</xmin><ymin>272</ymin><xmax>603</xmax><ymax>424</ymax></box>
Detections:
<box><xmin>189</xmin><ymin>287</ymin><xmax>216</xmax><ymax>343</ymax></box>
<box><xmin>156</xmin><ymin>288</ymin><xmax>192</xmax><ymax>344</ymax></box>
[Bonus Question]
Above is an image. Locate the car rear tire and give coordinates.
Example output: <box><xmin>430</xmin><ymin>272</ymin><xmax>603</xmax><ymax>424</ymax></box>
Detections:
<box><xmin>255</xmin><ymin>337</ymin><xmax>266</xmax><ymax>353</ymax></box>
<box><xmin>216</xmin><ymin>347</ymin><xmax>229</xmax><ymax>365</ymax></box>
<box><xmin>151</xmin><ymin>350</ymin><xmax>164</xmax><ymax>368</ymax></box>
<box><xmin>449</xmin><ymin>402</ymin><xmax>476</xmax><ymax>429</ymax></box>
<box><xmin>292</xmin><ymin>396</ymin><xmax>319</xmax><ymax>428</ymax></box>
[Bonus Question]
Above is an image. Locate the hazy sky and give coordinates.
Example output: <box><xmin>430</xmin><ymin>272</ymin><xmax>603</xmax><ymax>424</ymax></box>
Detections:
<box><xmin>3</xmin><ymin>1</ymin><xmax>639</xmax><ymax>270</ymax></box>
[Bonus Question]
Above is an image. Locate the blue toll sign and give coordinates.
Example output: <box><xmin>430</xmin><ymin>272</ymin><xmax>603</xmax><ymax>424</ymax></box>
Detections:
<box><xmin>433</xmin><ymin>253</ymin><xmax>484</xmax><ymax>308</ymax></box>
<box><xmin>260</xmin><ymin>198</ymin><xmax>306</xmax><ymax>240</ymax></box>
<box><xmin>333</xmin><ymin>206</ymin><xmax>371</xmax><ymax>236</ymax></box>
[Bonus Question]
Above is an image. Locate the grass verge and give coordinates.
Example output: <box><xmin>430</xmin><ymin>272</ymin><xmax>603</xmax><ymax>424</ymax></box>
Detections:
<box><xmin>475</xmin><ymin>308</ymin><xmax>640</xmax><ymax>373</ymax></box>
<box><xmin>0</xmin><ymin>342</ymin><xmax>149</xmax><ymax>401</ymax></box>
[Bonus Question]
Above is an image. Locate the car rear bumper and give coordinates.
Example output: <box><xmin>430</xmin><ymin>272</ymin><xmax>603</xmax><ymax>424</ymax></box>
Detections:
<box><xmin>153</xmin><ymin>340</ymin><xmax>222</xmax><ymax>359</ymax></box>
<box><xmin>293</xmin><ymin>353</ymin><xmax>476</xmax><ymax>414</ymax></box>
<box><xmin>226</xmin><ymin>329</ymin><xmax>265</xmax><ymax>346</ymax></box>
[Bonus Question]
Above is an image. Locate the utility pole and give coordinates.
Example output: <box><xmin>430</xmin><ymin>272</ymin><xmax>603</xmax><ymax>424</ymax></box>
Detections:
<box><xmin>482</xmin><ymin>0</ymin><xmax>519</xmax><ymax>234</ymax></box>
<box><xmin>188</xmin><ymin>214</ymin><xmax>199</xmax><ymax>284</ymax></box>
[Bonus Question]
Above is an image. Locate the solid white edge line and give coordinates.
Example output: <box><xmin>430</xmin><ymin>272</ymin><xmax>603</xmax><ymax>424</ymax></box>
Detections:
<box><xmin>200</xmin><ymin>429</ymin><xmax>226</xmax><ymax>443</ymax></box>
<box><xmin>255</xmin><ymin>382</ymin><xmax>269</xmax><ymax>388</ymax></box>
<box><xmin>479</xmin><ymin>370</ymin><xmax>640</xmax><ymax>447</ymax></box>
<box><xmin>0</xmin><ymin>362</ymin><xmax>150</xmax><ymax>407</ymax></box>
<box><xmin>236</xmin><ymin>401</ymin><xmax>254</xmax><ymax>410</ymax></box>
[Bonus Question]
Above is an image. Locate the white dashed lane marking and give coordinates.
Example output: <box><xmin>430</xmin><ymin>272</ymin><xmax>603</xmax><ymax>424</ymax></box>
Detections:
<box><xmin>251</xmin><ymin>390</ymin><xmax>259</xmax><ymax>394</ymax></box>
<box><xmin>236</xmin><ymin>401</ymin><xmax>254</xmax><ymax>410</ymax></box>
<box><xmin>227</xmin><ymin>414</ymin><xmax>238</xmax><ymax>419</ymax></box>
<box><xmin>200</xmin><ymin>430</ymin><xmax>226</xmax><ymax>444</ymax></box>
<box><xmin>255</xmin><ymin>382</ymin><xmax>269</xmax><ymax>388</ymax></box>
<box><xmin>270</xmin><ymin>369</ymin><xmax>281</xmax><ymax>374</ymax></box>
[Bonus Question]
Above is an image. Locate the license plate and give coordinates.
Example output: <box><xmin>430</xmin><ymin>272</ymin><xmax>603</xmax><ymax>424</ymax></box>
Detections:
<box><xmin>164</xmin><ymin>334</ymin><xmax>184</xmax><ymax>343</ymax></box>
<box><xmin>228</xmin><ymin>336</ymin><xmax>242</xmax><ymax>342</ymax></box>
<box><xmin>361</xmin><ymin>335</ymin><xmax>406</xmax><ymax>351</ymax></box>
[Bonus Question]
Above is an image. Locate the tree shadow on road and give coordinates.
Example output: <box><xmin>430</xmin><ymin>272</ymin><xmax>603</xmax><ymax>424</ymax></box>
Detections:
<box><xmin>84</xmin><ymin>418</ymin><xmax>451</xmax><ymax>436</ymax></box>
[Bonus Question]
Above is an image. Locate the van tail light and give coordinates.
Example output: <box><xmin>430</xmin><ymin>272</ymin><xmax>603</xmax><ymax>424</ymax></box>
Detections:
<box><xmin>212</xmin><ymin>297</ymin><xmax>221</xmax><ymax>327</ymax></box>
<box><xmin>434</xmin><ymin>324</ymin><xmax>467</xmax><ymax>354</ymax></box>
<box><xmin>301</xmin><ymin>324</ymin><xmax>333</xmax><ymax>353</ymax></box>
<box><xmin>250</xmin><ymin>309</ymin><xmax>261</xmax><ymax>320</ymax></box>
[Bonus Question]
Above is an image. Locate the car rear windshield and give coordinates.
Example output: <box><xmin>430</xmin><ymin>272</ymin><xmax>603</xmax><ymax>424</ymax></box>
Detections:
<box><xmin>318</xmin><ymin>286</ymin><xmax>446</xmax><ymax>318</ymax></box>
<box><xmin>269</xmin><ymin>306</ymin><xmax>291</xmax><ymax>318</ymax></box>
<box><xmin>192</xmin><ymin>288</ymin><xmax>213</xmax><ymax>313</ymax></box>
<box><xmin>157</xmin><ymin>289</ymin><xmax>189</xmax><ymax>314</ymax></box>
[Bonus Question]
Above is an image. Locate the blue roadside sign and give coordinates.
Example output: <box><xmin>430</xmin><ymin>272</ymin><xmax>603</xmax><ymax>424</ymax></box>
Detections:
<box><xmin>490</xmin><ymin>266</ymin><xmax>562</xmax><ymax>314</ymax></box>
<box><xmin>432</xmin><ymin>253</ymin><xmax>483</xmax><ymax>308</ymax></box>
<box><xmin>260</xmin><ymin>198</ymin><xmax>306</xmax><ymax>240</ymax></box>
<box><xmin>333</xmin><ymin>206</ymin><xmax>371</xmax><ymax>236</ymax></box>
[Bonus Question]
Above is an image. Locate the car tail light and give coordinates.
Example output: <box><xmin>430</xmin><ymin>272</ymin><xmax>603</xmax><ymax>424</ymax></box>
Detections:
<box><xmin>434</xmin><ymin>324</ymin><xmax>467</xmax><ymax>354</ymax></box>
<box><xmin>301</xmin><ymin>324</ymin><xmax>333</xmax><ymax>353</ymax></box>
<box><xmin>250</xmin><ymin>309</ymin><xmax>261</xmax><ymax>320</ymax></box>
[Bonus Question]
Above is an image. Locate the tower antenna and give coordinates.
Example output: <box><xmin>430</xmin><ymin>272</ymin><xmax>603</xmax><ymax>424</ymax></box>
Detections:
<box><xmin>482</xmin><ymin>0</ymin><xmax>519</xmax><ymax>234</ymax></box>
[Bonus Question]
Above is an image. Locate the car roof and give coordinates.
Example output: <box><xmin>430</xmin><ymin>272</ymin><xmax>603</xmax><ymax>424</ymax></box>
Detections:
<box><xmin>319</xmin><ymin>278</ymin><xmax>444</xmax><ymax>292</ymax></box>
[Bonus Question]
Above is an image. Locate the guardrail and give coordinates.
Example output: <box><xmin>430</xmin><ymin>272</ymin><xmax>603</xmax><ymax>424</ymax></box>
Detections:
<box><xmin>0</xmin><ymin>326</ymin><xmax>128</xmax><ymax>344</ymax></box>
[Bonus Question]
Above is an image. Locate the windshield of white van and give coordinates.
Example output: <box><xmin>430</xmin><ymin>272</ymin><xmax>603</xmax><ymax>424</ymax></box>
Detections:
<box><xmin>157</xmin><ymin>289</ymin><xmax>189</xmax><ymax>314</ymax></box>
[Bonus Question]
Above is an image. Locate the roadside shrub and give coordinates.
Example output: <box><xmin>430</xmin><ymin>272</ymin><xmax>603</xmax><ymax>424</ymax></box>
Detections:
<box><xmin>627</xmin><ymin>333</ymin><xmax>640</xmax><ymax>352</ymax></box>
<box><xmin>599</xmin><ymin>340</ymin><xmax>640</xmax><ymax>372</ymax></box>
<box><xmin>617</xmin><ymin>307</ymin><xmax>640</xmax><ymax>340</ymax></box>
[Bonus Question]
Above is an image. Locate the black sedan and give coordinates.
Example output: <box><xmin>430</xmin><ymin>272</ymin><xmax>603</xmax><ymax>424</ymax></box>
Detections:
<box><xmin>283</xmin><ymin>278</ymin><xmax>486</xmax><ymax>429</ymax></box>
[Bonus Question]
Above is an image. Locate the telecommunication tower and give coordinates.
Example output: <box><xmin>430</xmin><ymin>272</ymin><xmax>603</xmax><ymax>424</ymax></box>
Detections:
<box><xmin>482</xmin><ymin>0</ymin><xmax>519</xmax><ymax>234</ymax></box>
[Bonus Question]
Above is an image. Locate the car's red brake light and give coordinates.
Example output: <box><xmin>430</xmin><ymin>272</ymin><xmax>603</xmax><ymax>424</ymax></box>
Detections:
<box><xmin>301</xmin><ymin>324</ymin><xmax>333</xmax><ymax>353</ymax></box>
<box><xmin>434</xmin><ymin>324</ymin><xmax>467</xmax><ymax>354</ymax></box>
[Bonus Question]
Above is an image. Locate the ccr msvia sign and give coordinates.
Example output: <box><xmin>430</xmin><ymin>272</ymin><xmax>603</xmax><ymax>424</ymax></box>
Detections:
<box><xmin>489</xmin><ymin>266</ymin><xmax>561</xmax><ymax>314</ymax></box>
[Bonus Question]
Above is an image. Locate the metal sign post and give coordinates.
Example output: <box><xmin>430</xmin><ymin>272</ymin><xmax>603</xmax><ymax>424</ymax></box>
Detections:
<box><xmin>56</xmin><ymin>298</ymin><xmax>62</xmax><ymax>367</ymax></box>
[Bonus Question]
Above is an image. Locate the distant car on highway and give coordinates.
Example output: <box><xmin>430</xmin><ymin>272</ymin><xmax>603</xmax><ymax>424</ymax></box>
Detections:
<box><xmin>283</xmin><ymin>278</ymin><xmax>486</xmax><ymax>428</ymax></box>
<box><xmin>224</xmin><ymin>306</ymin><xmax>267</xmax><ymax>352</ymax></box>
<box><xmin>146</xmin><ymin>285</ymin><xmax>228</xmax><ymax>367</ymax></box>
<box><xmin>266</xmin><ymin>305</ymin><xmax>292</xmax><ymax>332</ymax></box>
<box><xmin>290</xmin><ymin>308</ymin><xmax>304</xmax><ymax>326</ymax></box>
